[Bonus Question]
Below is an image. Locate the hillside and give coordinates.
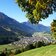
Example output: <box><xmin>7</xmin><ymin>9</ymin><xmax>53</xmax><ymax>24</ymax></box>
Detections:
<box><xmin>0</xmin><ymin>12</ymin><xmax>34</xmax><ymax>37</ymax></box>
<box><xmin>0</xmin><ymin>12</ymin><xmax>50</xmax><ymax>44</ymax></box>
<box><xmin>16</xmin><ymin>45</ymin><xmax>56</xmax><ymax>56</ymax></box>
<box><xmin>0</xmin><ymin>12</ymin><xmax>35</xmax><ymax>44</ymax></box>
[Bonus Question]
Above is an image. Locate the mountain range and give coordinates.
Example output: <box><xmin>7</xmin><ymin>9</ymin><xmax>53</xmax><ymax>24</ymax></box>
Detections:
<box><xmin>23</xmin><ymin>22</ymin><xmax>50</xmax><ymax>33</ymax></box>
<box><xmin>0</xmin><ymin>12</ymin><xmax>50</xmax><ymax>44</ymax></box>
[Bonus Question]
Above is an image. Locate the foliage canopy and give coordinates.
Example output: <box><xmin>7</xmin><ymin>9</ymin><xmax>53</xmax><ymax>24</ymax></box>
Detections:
<box><xmin>16</xmin><ymin>0</ymin><xmax>56</xmax><ymax>23</ymax></box>
<box><xmin>51</xmin><ymin>20</ymin><xmax>56</xmax><ymax>39</ymax></box>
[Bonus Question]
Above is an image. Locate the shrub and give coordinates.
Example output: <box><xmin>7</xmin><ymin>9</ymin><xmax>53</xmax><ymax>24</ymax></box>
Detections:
<box><xmin>15</xmin><ymin>49</ymin><xmax>21</xmax><ymax>54</ymax></box>
<box><xmin>0</xmin><ymin>48</ymin><xmax>8</xmax><ymax>56</ymax></box>
<box><xmin>33</xmin><ymin>41</ymin><xmax>46</xmax><ymax>48</ymax></box>
<box><xmin>25</xmin><ymin>44</ymin><xmax>35</xmax><ymax>51</ymax></box>
<box><xmin>9</xmin><ymin>50</ymin><xmax>14</xmax><ymax>56</ymax></box>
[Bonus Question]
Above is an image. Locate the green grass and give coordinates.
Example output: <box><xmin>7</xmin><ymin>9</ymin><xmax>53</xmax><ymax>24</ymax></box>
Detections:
<box><xmin>15</xmin><ymin>45</ymin><xmax>56</xmax><ymax>56</ymax></box>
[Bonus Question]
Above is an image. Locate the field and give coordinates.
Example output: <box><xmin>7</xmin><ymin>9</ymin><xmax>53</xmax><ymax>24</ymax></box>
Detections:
<box><xmin>15</xmin><ymin>45</ymin><xmax>56</xmax><ymax>56</ymax></box>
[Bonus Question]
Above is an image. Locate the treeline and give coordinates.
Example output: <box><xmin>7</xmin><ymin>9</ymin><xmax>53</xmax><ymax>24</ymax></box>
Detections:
<box><xmin>0</xmin><ymin>40</ymin><xmax>51</xmax><ymax>56</ymax></box>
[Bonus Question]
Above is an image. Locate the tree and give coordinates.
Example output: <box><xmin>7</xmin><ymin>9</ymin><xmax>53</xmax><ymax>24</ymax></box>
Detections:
<box><xmin>16</xmin><ymin>0</ymin><xmax>56</xmax><ymax>23</ymax></box>
<box><xmin>51</xmin><ymin>20</ymin><xmax>56</xmax><ymax>39</ymax></box>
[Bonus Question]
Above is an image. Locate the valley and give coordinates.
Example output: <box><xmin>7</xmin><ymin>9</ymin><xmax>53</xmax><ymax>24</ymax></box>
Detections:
<box><xmin>0</xmin><ymin>12</ymin><xmax>53</xmax><ymax>56</ymax></box>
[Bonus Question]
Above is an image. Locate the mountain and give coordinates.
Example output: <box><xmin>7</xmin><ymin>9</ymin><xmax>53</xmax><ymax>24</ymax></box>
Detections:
<box><xmin>23</xmin><ymin>22</ymin><xmax>50</xmax><ymax>33</ymax></box>
<box><xmin>0</xmin><ymin>12</ymin><xmax>50</xmax><ymax>44</ymax></box>
<box><xmin>0</xmin><ymin>12</ymin><xmax>35</xmax><ymax>36</ymax></box>
<box><xmin>0</xmin><ymin>12</ymin><xmax>35</xmax><ymax>44</ymax></box>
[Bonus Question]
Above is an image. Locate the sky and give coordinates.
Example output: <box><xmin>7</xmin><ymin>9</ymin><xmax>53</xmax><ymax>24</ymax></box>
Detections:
<box><xmin>0</xmin><ymin>0</ymin><xmax>56</xmax><ymax>26</ymax></box>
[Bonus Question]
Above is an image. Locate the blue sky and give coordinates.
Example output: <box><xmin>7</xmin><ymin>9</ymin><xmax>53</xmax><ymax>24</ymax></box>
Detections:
<box><xmin>0</xmin><ymin>0</ymin><xmax>56</xmax><ymax>26</ymax></box>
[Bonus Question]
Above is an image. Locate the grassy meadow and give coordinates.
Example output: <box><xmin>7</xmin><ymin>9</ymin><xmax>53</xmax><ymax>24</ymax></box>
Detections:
<box><xmin>15</xmin><ymin>45</ymin><xmax>56</xmax><ymax>56</ymax></box>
